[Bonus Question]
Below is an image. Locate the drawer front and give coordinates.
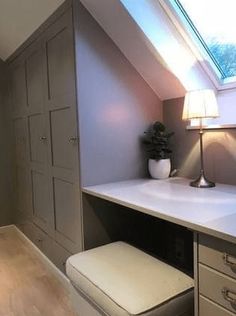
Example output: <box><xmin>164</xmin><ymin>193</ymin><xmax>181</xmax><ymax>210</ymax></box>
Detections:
<box><xmin>199</xmin><ymin>234</ymin><xmax>236</xmax><ymax>280</ymax></box>
<box><xmin>23</xmin><ymin>222</ymin><xmax>36</xmax><ymax>242</ymax></box>
<box><xmin>23</xmin><ymin>222</ymin><xmax>52</xmax><ymax>258</ymax></box>
<box><xmin>34</xmin><ymin>227</ymin><xmax>52</xmax><ymax>259</ymax></box>
<box><xmin>199</xmin><ymin>295</ymin><xmax>235</xmax><ymax>316</ymax></box>
<box><xmin>51</xmin><ymin>240</ymin><xmax>71</xmax><ymax>273</ymax></box>
<box><xmin>199</xmin><ymin>264</ymin><xmax>236</xmax><ymax>314</ymax></box>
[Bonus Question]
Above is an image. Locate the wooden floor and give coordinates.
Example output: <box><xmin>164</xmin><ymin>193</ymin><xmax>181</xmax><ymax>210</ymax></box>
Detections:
<box><xmin>0</xmin><ymin>227</ymin><xmax>77</xmax><ymax>316</ymax></box>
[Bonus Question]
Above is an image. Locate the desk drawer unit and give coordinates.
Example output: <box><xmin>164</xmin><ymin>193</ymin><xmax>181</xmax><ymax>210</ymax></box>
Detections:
<box><xmin>199</xmin><ymin>295</ymin><xmax>235</xmax><ymax>316</ymax></box>
<box><xmin>199</xmin><ymin>264</ymin><xmax>236</xmax><ymax>313</ymax></box>
<box><xmin>199</xmin><ymin>234</ymin><xmax>236</xmax><ymax>279</ymax></box>
<box><xmin>198</xmin><ymin>234</ymin><xmax>236</xmax><ymax>315</ymax></box>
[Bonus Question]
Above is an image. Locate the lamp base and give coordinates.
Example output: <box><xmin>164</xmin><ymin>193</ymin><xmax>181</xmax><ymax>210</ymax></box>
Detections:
<box><xmin>190</xmin><ymin>172</ymin><xmax>215</xmax><ymax>188</ymax></box>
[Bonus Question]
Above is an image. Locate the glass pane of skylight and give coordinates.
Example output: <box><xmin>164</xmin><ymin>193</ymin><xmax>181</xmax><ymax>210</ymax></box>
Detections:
<box><xmin>175</xmin><ymin>0</ymin><xmax>236</xmax><ymax>80</ymax></box>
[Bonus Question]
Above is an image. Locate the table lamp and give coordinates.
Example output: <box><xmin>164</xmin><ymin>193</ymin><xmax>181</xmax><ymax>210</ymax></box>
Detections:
<box><xmin>182</xmin><ymin>89</ymin><xmax>219</xmax><ymax>188</ymax></box>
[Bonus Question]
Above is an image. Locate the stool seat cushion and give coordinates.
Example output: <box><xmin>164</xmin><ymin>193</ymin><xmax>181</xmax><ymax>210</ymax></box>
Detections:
<box><xmin>66</xmin><ymin>242</ymin><xmax>194</xmax><ymax>315</ymax></box>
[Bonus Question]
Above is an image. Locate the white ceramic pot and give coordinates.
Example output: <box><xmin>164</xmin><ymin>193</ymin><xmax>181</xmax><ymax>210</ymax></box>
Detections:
<box><xmin>148</xmin><ymin>158</ymin><xmax>171</xmax><ymax>179</ymax></box>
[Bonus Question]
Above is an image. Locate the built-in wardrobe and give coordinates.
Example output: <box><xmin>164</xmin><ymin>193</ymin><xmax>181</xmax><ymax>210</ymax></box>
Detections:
<box><xmin>8</xmin><ymin>0</ymin><xmax>162</xmax><ymax>273</ymax></box>
<box><xmin>10</xmin><ymin>2</ymin><xmax>82</xmax><ymax>271</ymax></box>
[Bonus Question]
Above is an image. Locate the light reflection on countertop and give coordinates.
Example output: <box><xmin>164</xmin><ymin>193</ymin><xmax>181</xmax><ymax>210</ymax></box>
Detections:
<box><xmin>83</xmin><ymin>177</ymin><xmax>236</xmax><ymax>244</ymax></box>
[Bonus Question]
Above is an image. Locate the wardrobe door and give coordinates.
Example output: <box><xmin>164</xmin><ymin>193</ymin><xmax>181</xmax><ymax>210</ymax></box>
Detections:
<box><xmin>13</xmin><ymin>117</ymin><xmax>28</xmax><ymax>164</ymax></box>
<box><xmin>15</xmin><ymin>166</ymin><xmax>32</xmax><ymax>216</ymax></box>
<box><xmin>26</xmin><ymin>41</ymin><xmax>54</xmax><ymax>235</ymax></box>
<box><xmin>45</xmin><ymin>9</ymin><xmax>82</xmax><ymax>253</ymax></box>
<box><xmin>28</xmin><ymin>114</ymin><xmax>46</xmax><ymax>165</ymax></box>
<box><xmin>30</xmin><ymin>168</ymin><xmax>52</xmax><ymax>232</ymax></box>
<box><xmin>10</xmin><ymin>47</ymin><xmax>32</xmax><ymax>223</ymax></box>
<box><xmin>26</xmin><ymin>45</ymin><xmax>45</xmax><ymax>115</ymax></box>
<box><xmin>11</xmin><ymin>60</ymin><xmax>27</xmax><ymax>117</ymax></box>
<box><xmin>13</xmin><ymin>113</ymin><xmax>32</xmax><ymax>218</ymax></box>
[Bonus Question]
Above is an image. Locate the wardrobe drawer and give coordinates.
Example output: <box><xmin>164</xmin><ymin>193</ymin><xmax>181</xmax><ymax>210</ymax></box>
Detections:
<box><xmin>51</xmin><ymin>240</ymin><xmax>71</xmax><ymax>273</ymax></box>
<box><xmin>24</xmin><ymin>222</ymin><xmax>52</xmax><ymax>258</ymax></box>
<box><xmin>23</xmin><ymin>222</ymin><xmax>36</xmax><ymax>242</ymax></box>
<box><xmin>199</xmin><ymin>234</ymin><xmax>236</xmax><ymax>280</ymax></box>
<box><xmin>199</xmin><ymin>264</ymin><xmax>236</xmax><ymax>314</ymax></box>
<box><xmin>34</xmin><ymin>226</ymin><xmax>52</xmax><ymax>259</ymax></box>
<box><xmin>199</xmin><ymin>295</ymin><xmax>235</xmax><ymax>316</ymax></box>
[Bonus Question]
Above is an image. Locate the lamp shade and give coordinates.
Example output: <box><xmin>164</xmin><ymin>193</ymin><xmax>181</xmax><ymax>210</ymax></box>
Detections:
<box><xmin>182</xmin><ymin>89</ymin><xmax>219</xmax><ymax>120</ymax></box>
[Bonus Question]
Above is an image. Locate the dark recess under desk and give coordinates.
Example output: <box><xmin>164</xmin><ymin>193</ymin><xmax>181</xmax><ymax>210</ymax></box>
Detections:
<box><xmin>83</xmin><ymin>193</ymin><xmax>193</xmax><ymax>276</ymax></box>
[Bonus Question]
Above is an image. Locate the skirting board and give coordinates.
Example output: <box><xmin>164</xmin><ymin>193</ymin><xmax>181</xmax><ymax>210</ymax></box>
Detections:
<box><xmin>0</xmin><ymin>224</ymin><xmax>71</xmax><ymax>292</ymax></box>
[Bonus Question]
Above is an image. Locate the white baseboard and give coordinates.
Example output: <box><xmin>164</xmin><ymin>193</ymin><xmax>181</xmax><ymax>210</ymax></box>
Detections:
<box><xmin>1</xmin><ymin>224</ymin><xmax>71</xmax><ymax>292</ymax></box>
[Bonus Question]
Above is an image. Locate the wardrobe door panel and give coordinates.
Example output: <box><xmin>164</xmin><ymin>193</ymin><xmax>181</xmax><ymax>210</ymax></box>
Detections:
<box><xmin>46</xmin><ymin>23</ymin><xmax>75</xmax><ymax>101</ymax></box>
<box><xmin>54</xmin><ymin>178</ymin><xmax>78</xmax><ymax>243</ymax></box>
<box><xmin>16</xmin><ymin>166</ymin><xmax>31</xmax><ymax>215</ymax></box>
<box><xmin>11</xmin><ymin>62</ymin><xmax>27</xmax><ymax>115</ymax></box>
<box><xmin>50</xmin><ymin>107</ymin><xmax>76</xmax><ymax>170</ymax></box>
<box><xmin>31</xmin><ymin>170</ymin><xmax>53</xmax><ymax>232</ymax></box>
<box><xmin>26</xmin><ymin>45</ymin><xmax>44</xmax><ymax>114</ymax></box>
<box><xmin>13</xmin><ymin>117</ymin><xmax>28</xmax><ymax>164</ymax></box>
<box><xmin>28</xmin><ymin>114</ymin><xmax>46</xmax><ymax>164</ymax></box>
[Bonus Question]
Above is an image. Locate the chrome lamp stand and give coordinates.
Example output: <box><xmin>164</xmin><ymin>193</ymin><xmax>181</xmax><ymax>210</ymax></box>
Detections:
<box><xmin>190</xmin><ymin>121</ymin><xmax>215</xmax><ymax>188</ymax></box>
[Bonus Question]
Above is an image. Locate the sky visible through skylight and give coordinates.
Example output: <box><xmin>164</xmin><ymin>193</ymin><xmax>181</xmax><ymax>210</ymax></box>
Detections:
<box><xmin>177</xmin><ymin>0</ymin><xmax>236</xmax><ymax>79</ymax></box>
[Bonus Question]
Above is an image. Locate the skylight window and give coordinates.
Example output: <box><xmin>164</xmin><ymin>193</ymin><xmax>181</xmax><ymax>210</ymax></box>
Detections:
<box><xmin>169</xmin><ymin>0</ymin><xmax>236</xmax><ymax>83</ymax></box>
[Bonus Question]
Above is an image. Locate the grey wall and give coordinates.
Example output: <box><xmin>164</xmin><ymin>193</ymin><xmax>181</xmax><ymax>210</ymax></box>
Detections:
<box><xmin>76</xmin><ymin>4</ymin><xmax>162</xmax><ymax>186</ymax></box>
<box><xmin>164</xmin><ymin>97</ymin><xmax>236</xmax><ymax>185</ymax></box>
<box><xmin>0</xmin><ymin>59</ymin><xmax>14</xmax><ymax>225</ymax></box>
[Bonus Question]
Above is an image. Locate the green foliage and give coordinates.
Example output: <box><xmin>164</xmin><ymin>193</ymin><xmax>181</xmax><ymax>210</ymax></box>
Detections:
<box><xmin>209</xmin><ymin>40</ymin><xmax>236</xmax><ymax>79</ymax></box>
<box><xmin>142</xmin><ymin>121</ymin><xmax>174</xmax><ymax>160</ymax></box>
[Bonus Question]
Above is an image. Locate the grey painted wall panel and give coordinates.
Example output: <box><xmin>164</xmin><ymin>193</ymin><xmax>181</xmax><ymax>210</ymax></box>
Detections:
<box><xmin>163</xmin><ymin>97</ymin><xmax>236</xmax><ymax>186</ymax></box>
<box><xmin>0</xmin><ymin>59</ymin><xmax>14</xmax><ymax>225</ymax></box>
<box><xmin>76</xmin><ymin>4</ymin><xmax>162</xmax><ymax>186</ymax></box>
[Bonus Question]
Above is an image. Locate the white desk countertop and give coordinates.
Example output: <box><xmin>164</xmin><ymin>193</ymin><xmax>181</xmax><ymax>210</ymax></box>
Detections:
<box><xmin>83</xmin><ymin>177</ymin><xmax>236</xmax><ymax>244</ymax></box>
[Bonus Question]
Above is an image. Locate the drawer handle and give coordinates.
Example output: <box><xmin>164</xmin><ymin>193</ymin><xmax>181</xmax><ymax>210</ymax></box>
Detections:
<box><xmin>40</xmin><ymin>136</ymin><xmax>47</xmax><ymax>141</ymax></box>
<box><xmin>222</xmin><ymin>287</ymin><xmax>236</xmax><ymax>305</ymax></box>
<box><xmin>223</xmin><ymin>253</ymin><xmax>236</xmax><ymax>268</ymax></box>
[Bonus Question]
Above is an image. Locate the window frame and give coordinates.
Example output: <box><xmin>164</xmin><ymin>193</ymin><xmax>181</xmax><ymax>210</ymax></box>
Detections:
<box><xmin>159</xmin><ymin>0</ymin><xmax>236</xmax><ymax>91</ymax></box>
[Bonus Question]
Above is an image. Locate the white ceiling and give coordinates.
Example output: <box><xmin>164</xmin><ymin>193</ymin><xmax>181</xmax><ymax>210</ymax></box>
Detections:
<box><xmin>0</xmin><ymin>0</ymin><xmax>65</xmax><ymax>61</ymax></box>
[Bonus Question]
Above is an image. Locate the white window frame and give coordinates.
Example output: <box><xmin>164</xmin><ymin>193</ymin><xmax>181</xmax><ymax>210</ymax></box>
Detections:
<box><xmin>159</xmin><ymin>0</ymin><xmax>236</xmax><ymax>91</ymax></box>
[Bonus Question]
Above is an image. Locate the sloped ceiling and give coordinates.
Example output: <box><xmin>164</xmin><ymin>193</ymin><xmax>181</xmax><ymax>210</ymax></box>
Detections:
<box><xmin>0</xmin><ymin>0</ymin><xmax>65</xmax><ymax>61</ymax></box>
<box><xmin>81</xmin><ymin>0</ymin><xmax>214</xmax><ymax>100</ymax></box>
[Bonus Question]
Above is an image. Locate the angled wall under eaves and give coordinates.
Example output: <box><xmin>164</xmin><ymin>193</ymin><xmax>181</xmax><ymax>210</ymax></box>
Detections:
<box><xmin>80</xmin><ymin>0</ymin><xmax>215</xmax><ymax>100</ymax></box>
<box><xmin>80</xmin><ymin>0</ymin><xmax>185</xmax><ymax>100</ymax></box>
<box><xmin>75</xmin><ymin>3</ymin><xmax>163</xmax><ymax>186</ymax></box>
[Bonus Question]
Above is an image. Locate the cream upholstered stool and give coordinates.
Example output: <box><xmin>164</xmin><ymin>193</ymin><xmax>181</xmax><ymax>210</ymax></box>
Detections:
<box><xmin>66</xmin><ymin>242</ymin><xmax>194</xmax><ymax>316</ymax></box>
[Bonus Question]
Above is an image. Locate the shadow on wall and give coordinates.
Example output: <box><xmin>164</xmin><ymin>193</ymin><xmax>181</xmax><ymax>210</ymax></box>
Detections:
<box><xmin>204</xmin><ymin>132</ymin><xmax>236</xmax><ymax>185</ymax></box>
<box><xmin>163</xmin><ymin>97</ymin><xmax>236</xmax><ymax>186</ymax></box>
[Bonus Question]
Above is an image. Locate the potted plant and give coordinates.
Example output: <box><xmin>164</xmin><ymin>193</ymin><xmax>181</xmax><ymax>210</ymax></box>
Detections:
<box><xmin>142</xmin><ymin>121</ymin><xmax>174</xmax><ymax>179</ymax></box>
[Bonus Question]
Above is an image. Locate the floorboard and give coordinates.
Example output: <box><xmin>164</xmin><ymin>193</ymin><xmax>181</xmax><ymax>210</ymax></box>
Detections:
<box><xmin>0</xmin><ymin>228</ymin><xmax>77</xmax><ymax>316</ymax></box>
